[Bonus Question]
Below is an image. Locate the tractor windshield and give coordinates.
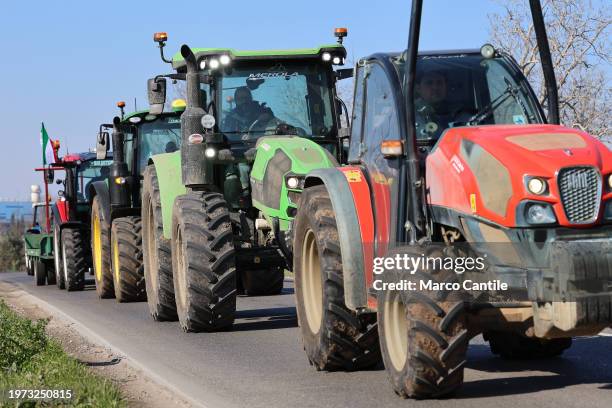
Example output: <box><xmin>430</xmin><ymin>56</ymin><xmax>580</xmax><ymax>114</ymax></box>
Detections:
<box><xmin>397</xmin><ymin>54</ymin><xmax>543</xmax><ymax>140</ymax></box>
<box><xmin>76</xmin><ymin>159</ymin><xmax>112</xmax><ymax>202</ymax></box>
<box><xmin>216</xmin><ymin>62</ymin><xmax>335</xmax><ymax>141</ymax></box>
<box><xmin>136</xmin><ymin>115</ymin><xmax>181</xmax><ymax>173</ymax></box>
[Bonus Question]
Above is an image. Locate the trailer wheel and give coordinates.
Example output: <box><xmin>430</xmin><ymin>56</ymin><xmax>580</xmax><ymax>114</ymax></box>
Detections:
<box><xmin>111</xmin><ymin>216</ymin><xmax>146</xmax><ymax>302</ymax></box>
<box><xmin>377</xmin><ymin>249</ymin><xmax>468</xmax><ymax>399</ymax></box>
<box><xmin>239</xmin><ymin>268</ymin><xmax>284</xmax><ymax>296</ymax></box>
<box><xmin>61</xmin><ymin>227</ymin><xmax>87</xmax><ymax>291</ymax></box>
<box><xmin>171</xmin><ymin>191</ymin><xmax>236</xmax><ymax>332</ymax></box>
<box><xmin>293</xmin><ymin>185</ymin><xmax>381</xmax><ymax>371</ymax></box>
<box><xmin>142</xmin><ymin>165</ymin><xmax>177</xmax><ymax>321</ymax></box>
<box><xmin>91</xmin><ymin>196</ymin><xmax>114</xmax><ymax>298</ymax></box>
<box><xmin>46</xmin><ymin>261</ymin><xmax>56</xmax><ymax>285</ymax></box>
<box><xmin>53</xmin><ymin>223</ymin><xmax>65</xmax><ymax>289</ymax></box>
<box><xmin>485</xmin><ymin>332</ymin><xmax>572</xmax><ymax>359</ymax></box>
<box><xmin>34</xmin><ymin>259</ymin><xmax>46</xmax><ymax>286</ymax></box>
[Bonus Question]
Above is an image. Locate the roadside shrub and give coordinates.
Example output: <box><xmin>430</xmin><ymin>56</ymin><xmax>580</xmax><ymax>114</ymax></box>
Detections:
<box><xmin>0</xmin><ymin>300</ymin><xmax>47</xmax><ymax>372</ymax></box>
<box><xmin>0</xmin><ymin>216</ymin><xmax>26</xmax><ymax>271</ymax></box>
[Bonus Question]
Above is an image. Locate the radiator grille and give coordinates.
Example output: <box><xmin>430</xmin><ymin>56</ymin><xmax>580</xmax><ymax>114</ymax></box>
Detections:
<box><xmin>558</xmin><ymin>167</ymin><xmax>601</xmax><ymax>224</ymax></box>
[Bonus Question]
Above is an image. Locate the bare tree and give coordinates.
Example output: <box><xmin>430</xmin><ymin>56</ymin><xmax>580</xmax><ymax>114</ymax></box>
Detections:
<box><xmin>488</xmin><ymin>0</ymin><xmax>611</xmax><ymax>139</ymax></box>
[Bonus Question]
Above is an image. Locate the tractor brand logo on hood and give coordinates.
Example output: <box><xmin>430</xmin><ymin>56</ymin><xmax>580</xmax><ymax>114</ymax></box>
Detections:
<box><xmin>248</xmin><ymin>72</ymin><xmax>299</xmax><ymax>79</ymax></box>
<box><xmin>566</xmin><ymin>172</ymin><xmax>590</xmax><ymax>190</ymax></box>
<box><xmin>563</xmin><ymin>149</ymin><xmax>573</xmax><ymax>156</ymax></box>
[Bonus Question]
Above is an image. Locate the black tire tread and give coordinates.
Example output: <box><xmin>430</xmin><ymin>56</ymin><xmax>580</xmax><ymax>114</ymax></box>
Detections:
<box><xmin>294</xmin><ymin>185</ymin><xmax>381</xmax><ymax>372</ymax></box>
<box><xmin>61</xmin><ymin>227</ymin><xmax>87</xmax><ymax>291</ymax></box>
<box><xmin>111</xmin><ymin>216</ymin><xmax>146</xmax><ymax>302</ymax></box>
<box><xmin>172</xmin><ymin>191</ymin><xmax>236</xmax><ymax>332</ymax></box>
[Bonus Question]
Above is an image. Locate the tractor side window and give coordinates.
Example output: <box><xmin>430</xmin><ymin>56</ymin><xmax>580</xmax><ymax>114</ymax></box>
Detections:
<box><xmin>124</xmin><ymin>132</ymin><xmax>134</xmax><ymax>175</ymax></box>
<box><xmin>347</xmin><ymin>65</ymin><xmax>366</xmax><ymax>163</ymax></box>
<box><xmin>137</xmin><ymin>116</ymin><xmax>182</xmax><ymax>174</ymax></box>
<box><xmin>362</xmin><ymin>63</ymin><xmax>400</xmax><ymax>160</ymax></box>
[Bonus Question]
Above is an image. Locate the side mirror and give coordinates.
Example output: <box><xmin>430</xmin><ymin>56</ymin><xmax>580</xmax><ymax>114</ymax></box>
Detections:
<box><xmin>96</xmin><ymin>131</ymin><xmax>110</xmax><ymax>160</ymax></box>
<box><xmin>335</xmin><ymin>68</ymin><xmax>354</xmax><ymax>81</ymax></box>
<box><xmin>148</xmin><ymin>77</ymin><xmax>167</xmax><ymax>115</ymax></box>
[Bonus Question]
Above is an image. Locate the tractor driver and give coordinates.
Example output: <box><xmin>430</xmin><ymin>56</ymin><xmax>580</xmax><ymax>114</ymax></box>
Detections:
<box><xmin>223</xmin><ymin>87</ymin><xmax>275</xmax><ymax>134</ymax></box>
<box><xmin>415</xmin><ymin>70</ymin><xmax>451</xmax><ymax>139</ymax></box>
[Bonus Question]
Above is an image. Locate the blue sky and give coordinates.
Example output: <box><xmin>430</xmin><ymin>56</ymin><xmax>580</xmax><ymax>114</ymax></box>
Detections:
<box><xmin>0</xmin><ymin>0</ymin><xmax>504</xmax><ymax>200</ymax></box>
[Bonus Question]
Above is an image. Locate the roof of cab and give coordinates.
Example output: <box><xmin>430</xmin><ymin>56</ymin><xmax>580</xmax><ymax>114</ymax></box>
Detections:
<box><xmin>171</xmin><ymin>44</ymin><xmax>346</xmax><ymax>70</ymax></box>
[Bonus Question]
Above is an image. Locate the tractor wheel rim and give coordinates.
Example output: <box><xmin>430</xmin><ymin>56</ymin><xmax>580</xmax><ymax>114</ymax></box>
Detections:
<box><xmin>383</xmin><ymin>291</ymin><xmax>408</xmax><ymax>371</ymax></box>
<box><xmin>174</xmin><ymin>226</ymin><xmax>187</xmax><ymax>311</ymax></box>
<box><xmin>144</xmin><ymin>199</ymin><xmax>158</xmax><ymax>290</ymax></box>
<box><xmin>93</xmin><ymin>214</ymin><xmax>102</xmax><ymax>281</ymax></box>
<box><xmin>113</xmin><ymin>234</ymin><xmax>120</xmax><ymax>283</ymax></box>
<box><xmin>302</xmin><ymin>229</ymin><xmax>322</xmax><ymax>334</ymax></box>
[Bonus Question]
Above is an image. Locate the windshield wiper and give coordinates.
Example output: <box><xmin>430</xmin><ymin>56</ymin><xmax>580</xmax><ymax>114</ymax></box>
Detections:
<box><xmin>466</xmin><ymin>77</ymin><xmax>531</xmax><ymax>126</ymax></box>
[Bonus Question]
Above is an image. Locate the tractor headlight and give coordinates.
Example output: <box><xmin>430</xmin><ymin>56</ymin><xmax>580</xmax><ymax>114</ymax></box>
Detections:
<box><xmin>607</xmin><ymin>174</ymin><xmax>612</xmax><ymax>190</ymax></box>
<box><xmin>209</xmin><ymin>58</ymin><xmax>220</xmax><ymax>69</ymax></box>
<box><xmin>526</xmin><ymin>177</ymin><xmax>548</xmax><ymax>195</ymax></box>
<box><xmin>205</xmin><ymin>147</ymin><xmax>216</xmax><ymax>158</ymax></box>
<box><xmin>219</xmin><ymin>55</ymin><xmax>231</xmax><ymax>65</ymax></box>
<box><xmin>285</xmin><ymin>175</ymin><xmax>304</xmax><ymax>190</ymax></box>
<box><xmin>322</xmin><ymin>52</ymin><xmax>331</xmax><ymax>62</ymax></box>
<box><xmin>525</xmin><ymin>203</ymin><xmax>556</xmax><ymax>225</ymax></box>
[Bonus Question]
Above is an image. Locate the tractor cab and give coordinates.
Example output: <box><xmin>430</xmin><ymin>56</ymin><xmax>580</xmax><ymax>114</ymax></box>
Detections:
<box><xmin>348</xmin><ymin>47</ymin><xmax>548</xmax><ymax>163</ymax></box>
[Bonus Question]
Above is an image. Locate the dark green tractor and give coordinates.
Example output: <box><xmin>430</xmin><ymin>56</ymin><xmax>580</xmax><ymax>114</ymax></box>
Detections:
<box><xmin>90</xmin><ymin>102</ymin><xmax>184</xmax><ymax>302</ymax></box>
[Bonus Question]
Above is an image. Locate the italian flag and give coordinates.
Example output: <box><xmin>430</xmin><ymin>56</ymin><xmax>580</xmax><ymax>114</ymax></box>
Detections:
<box><xmin>40</xmin><ymin>123</ymin><xmax>55</xmax><ymax>165</ymax></box>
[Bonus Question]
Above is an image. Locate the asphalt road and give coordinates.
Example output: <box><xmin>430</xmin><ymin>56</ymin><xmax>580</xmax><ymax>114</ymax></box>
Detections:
<box><xmin>2</xmin><ymin>271</ymin><xmax>611</xmax><ymax>408</ymax></box>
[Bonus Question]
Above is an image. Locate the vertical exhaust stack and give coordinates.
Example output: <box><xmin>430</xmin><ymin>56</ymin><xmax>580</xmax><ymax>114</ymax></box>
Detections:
<box><xmin>109</xmin><ymin>116</ymin><xmax>130</xmax><ymax>207</ymax></box>
<box><xmin>529</xmin><ymin>0</ymin><xmax>560</xmax><ymax>125</ymax></box>
<box><xmin>180</xmin><ymin>44</ymin><xmax>211</xmax><ymax>187</ymax></box>
<box><xmin>400</xmin><ymin>0</ymin><xmax>426</xmax><ymax>243</ymax></box>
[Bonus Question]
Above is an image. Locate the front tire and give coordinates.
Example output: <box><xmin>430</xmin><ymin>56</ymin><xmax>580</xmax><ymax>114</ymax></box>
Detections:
<box><xmin>111</xmin><ymin>216</ymin><xmax>146</xmax><ymax>302</ymax></box>
<box><xmin>142</xmin><ymin>165</ymin><xmax>177</xmax><ymax>321</ymax></box>
<box><xmin>378</xmin><ymin>248</ymin><xmax>469</xmax><ymax>399</ymax></box>
<box><xmin>61</xmin><ymin>227</ymin><xmax>87</xmax><ymax>291</ymax></box>
<box><xmin>171</xmin><ymin>191</ymin><xmax>236</xmax><ymax>332</ymax></box>
<box><xmin>91</xmin><ymin>196</ymin><xmax>114</xmax><ymax>298</ymax></box>
<box><xmin>293</xmin><ymin>185</ymin><xmax>381</xmax><ymax>371</ymax></box>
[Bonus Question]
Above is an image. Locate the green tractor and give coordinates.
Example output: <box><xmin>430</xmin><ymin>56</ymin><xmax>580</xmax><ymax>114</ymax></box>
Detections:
<box><xmin>90</xmin><ymin>101</ymin><xmax>184</xmax><ymax>302</ymax></box>
<box><xmin>142</xmin><ymin>31</ymin><xmax>352</xmax><ymax>329</ymax></box>
<box><xmin>24</xmin><ymin>201</ymin><xmax>55</xmax><ymax>285</ymax></box>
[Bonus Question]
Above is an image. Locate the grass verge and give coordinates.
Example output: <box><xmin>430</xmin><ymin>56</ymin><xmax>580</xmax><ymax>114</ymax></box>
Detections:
<box><xmin>0</xmin><ymin>300</ymin><xmax>125</xmax><ymax>407</ymax></box>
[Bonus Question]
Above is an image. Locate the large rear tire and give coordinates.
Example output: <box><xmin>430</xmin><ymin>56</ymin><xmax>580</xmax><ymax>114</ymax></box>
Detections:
<box><xmin>171</xmin><ymin>191</ymin><xmax>236</xmax><ymax>332</ymax></box>
<box><xmin>293</xmin><ymin>185</ymin><xmax>381</xmax><ymax>371</ymax></box>
<box><xmin>142</xmin><ymin>165</ymin><xmax>177</xmax><ymax>321</ymax></box>
<box><xmin>378</xmin><ymin>248</ymin><xmax>468</xmax><ymax>399</ymax></box>
<box><xmin>61</xmin><ymin>228</ymin><xmax>87</xmax><ymax>292</ymax></box>
<box><xmin>239</xmin><ymin>268</ymin><xmax>284</xmax><ymax>296</ymax></box>
<box><xmin>34</xmin><ymin>259</ymin><xmax>46</xmax><ymax>286</ymax></box>
<box><xmin>111</xmin><ymin>216</ymin><xmax>146</xmax><ymax>302</ymax></box>
<box><xmin>91</xmin><ymin>196</ymin><xmax>114</xmax><ymax>298</ymax></box>
<box><xmin>485</xmin><ymin>332</ymin><xmax>572</xmax><ymax>359</ymax></box>
<box><xmin>53</xmin><ymin>223</ymin><xmax>65</xmax><ymax>289</ymax></box>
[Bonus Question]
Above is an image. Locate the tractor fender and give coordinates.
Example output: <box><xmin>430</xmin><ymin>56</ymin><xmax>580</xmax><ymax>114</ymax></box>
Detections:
<box><xmin>305</xmin><ymin>166</ymin><xmax>374</xmax><ymax>311</ymax></box>
<box><xmin>90</xmin><ymin>181</ymin><xmax>111</xmax><ymax>225</ymax></box>
<box><xmin>149</xmin><ymin>151</ymin><xmax>187</xmax><ymax>239</ymax></box>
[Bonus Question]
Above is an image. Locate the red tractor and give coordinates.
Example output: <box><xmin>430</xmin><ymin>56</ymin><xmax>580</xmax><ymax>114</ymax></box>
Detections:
<box><xmin>52</xmin><ymin>152</ymin><xmax>112</xmax><ymax>291</ymax></box>
<box><xmin>290</xmin><ymin>0</ymin><xmax>611</xmax><ymax>398</ymax></box>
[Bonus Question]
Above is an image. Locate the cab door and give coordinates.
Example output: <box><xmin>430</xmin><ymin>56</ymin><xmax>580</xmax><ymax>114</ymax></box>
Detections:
<box><xmin>356</xmin><ymin>61</ymin><xmax>402</xmax><ymax>256</ymax></box>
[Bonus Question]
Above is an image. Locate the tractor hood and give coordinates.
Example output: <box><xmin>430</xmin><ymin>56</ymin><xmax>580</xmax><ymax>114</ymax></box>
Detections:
<box><xmin>426</xmin><ymin>124</ymin><xmax>612</xmax><ymax>228</ymax></box>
